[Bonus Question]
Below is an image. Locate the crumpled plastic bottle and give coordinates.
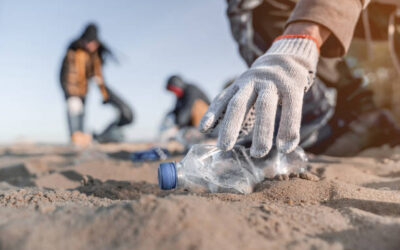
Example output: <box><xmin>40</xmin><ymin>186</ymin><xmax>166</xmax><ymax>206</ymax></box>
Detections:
<box><xmin>158</xmin><ymin>144</ymin><xmax>308</xmax><ymax>194</ymax></box>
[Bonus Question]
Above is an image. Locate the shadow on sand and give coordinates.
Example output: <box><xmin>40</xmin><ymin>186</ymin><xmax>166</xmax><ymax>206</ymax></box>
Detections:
<box><xmin>316</xmin><ymin>207</ymin><xmax>400</xmax><ymax>250</ymax></box>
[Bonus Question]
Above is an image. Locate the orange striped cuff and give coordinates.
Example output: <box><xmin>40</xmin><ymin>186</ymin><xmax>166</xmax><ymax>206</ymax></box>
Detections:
<box><xmin>274</xmin><ymin>35</ymin><xmax>320</xmax><ymax>53</ymax></box>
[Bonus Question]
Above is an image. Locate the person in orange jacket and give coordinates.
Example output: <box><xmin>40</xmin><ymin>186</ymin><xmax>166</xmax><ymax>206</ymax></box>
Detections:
<box><xmin>60</xmin><ymin>23</ymin><xmax>133</xmax><ymax>146</ymax></box>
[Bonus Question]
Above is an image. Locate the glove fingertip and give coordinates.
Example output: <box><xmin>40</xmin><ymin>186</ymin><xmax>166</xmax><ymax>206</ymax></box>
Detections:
<box><xmin>217</xmin><ymin>137</ymin><xmax>235</xmax><ymax>152</ymax></box>
<box><xmin>276</xmin><ymin>138</ymin><xmax>300</xmax><ymax>154</ymax></box>
<box><xmin>250</xmin><ymin>146</ymin><xmax>271</xmax><ymax>158</ymax></box>
<box><xmin>199</xmin><ymin>112</ymin><xmax>216</xmax><ymax>133</ymax></box>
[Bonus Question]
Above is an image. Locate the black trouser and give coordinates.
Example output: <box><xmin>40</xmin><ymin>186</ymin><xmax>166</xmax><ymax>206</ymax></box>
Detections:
<box><xmin>94</xmin><ymin>86</ymin><xmax>134</xmax><ymax>143</ymax></box>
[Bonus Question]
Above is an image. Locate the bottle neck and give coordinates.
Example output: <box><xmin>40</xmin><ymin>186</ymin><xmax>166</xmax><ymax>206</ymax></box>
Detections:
<box><xmin>175</xmin><ymin>162</ymin><xmax>185</xmax><ymax>188</ymax></box>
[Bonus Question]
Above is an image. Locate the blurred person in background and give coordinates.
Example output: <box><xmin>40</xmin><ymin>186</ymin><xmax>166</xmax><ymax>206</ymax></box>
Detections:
<box><xmin>166</xmin><ymin>75</ymin><xmax>210</xmax><ymax>130</ymax></box>
<box><xmin>159</xmin><ymin>75</ymin><xmax>211</xmax><ymax>145</ymax></box>
<box><xmin>60</xmin><ymin>23</ymin><xmax>133</xmax><ymax>146</ymax></box>
<box><xmin>199</xmin><ymin>0</ymin><xmax>400</xmax><ymax>157</ymax></box>
<box><xmin>131</xmin><ymin>75</ymin><xmax>212</xmax><ymax>163</ymax></box>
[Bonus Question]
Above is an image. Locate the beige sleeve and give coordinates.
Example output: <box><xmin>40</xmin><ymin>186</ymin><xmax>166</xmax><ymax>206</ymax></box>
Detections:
<box><xmin>287</xmin><ymin>0</ymin><xmax>367</xmax><ymax>57</ymax></box>
<box><xmin>362</xmin><ymin>0</ymin><xmax>371</xmax><ymax>8</ymax></box>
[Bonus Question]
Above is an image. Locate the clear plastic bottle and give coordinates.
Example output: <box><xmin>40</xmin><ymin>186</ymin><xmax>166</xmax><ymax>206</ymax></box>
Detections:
<box><xmin>158</xmin><ymin>144</ymin><xmax>308</xmax><ymax>194</ymax></box>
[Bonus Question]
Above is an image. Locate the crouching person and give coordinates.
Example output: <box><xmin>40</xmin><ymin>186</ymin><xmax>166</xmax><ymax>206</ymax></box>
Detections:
<box><xmin>161</xmin><ymin>75</ymin><xmax>212</xmax><ymax>148</ymax></box>
<box><xmin>60</xmin><ymin>23</ymin><xmax>133</xmax><ymax>146</ymax></box>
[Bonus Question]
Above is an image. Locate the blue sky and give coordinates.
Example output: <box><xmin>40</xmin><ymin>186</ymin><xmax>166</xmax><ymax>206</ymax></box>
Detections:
<box><xmin>0</xmin><ymin>0</ymin><xmax>246</xmax><ymax>143</ymax></box>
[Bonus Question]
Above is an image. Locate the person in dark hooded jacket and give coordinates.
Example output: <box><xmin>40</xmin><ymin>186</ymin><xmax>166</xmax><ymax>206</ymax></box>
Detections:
<box><xmin>166</xmin><ymin>75</ymin><xmax>210</xmax><ymax>129</ymax></box>
<box><xmin>60</xmin><ymin>23</ymin><xmax>133</xmax><ymax>146</ymax></box>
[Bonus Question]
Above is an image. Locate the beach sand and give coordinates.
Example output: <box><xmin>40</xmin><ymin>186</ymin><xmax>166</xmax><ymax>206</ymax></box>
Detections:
<box><xmin>0</xmin><ymin>143</ymin><xmax>399</xmax><ymax>250</ymax></box>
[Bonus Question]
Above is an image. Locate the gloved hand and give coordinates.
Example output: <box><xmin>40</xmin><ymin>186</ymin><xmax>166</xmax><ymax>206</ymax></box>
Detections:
<box><xmin>200</xmin><ymin>36</ymin><xmax>320</xmax><ymax>157</ymax></box>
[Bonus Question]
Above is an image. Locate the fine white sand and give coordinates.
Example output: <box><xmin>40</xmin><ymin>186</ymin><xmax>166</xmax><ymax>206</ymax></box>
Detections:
<box><xmin>0</xmin><ymin>143</ymin><xmax>399</xmax><ymax>250</ymax></box>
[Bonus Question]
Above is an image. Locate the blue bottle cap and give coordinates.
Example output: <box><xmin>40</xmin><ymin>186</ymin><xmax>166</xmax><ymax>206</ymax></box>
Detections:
<box><xmin>158</xmin><ymin>162</ymin><xmax>177</xmax><ymax>190</ymax></box>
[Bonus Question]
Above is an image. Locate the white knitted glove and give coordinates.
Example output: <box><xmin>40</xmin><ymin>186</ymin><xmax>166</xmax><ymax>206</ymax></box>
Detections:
<box><xmin>200</xmin><ymin>36</ymin><xmax>319</xmax><ymax>157</ymax></box>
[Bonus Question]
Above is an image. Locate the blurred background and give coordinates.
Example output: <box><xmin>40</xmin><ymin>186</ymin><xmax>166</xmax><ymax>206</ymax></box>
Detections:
<box><xmin>0</xmin><ymin>0</ymin><xmax>246</xmax><ymax>144</ymax></box>
<box><xmin>0</xmin><ymin>0</ymin><xmax>400</xmax><ymax>146</ymax></box>
<box><xmin>348</xmin><ymin>40</ymin><xmax>400</xmax><ymax>125</ymax></box>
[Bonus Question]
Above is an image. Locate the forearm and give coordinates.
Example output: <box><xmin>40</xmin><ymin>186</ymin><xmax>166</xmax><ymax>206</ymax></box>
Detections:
<box><xmin>176</xmin><ymin>105</ymin><xmax>193</xmax><ymax>127</ymax></box>
<box><xmin>175</xmin><ymin>111</ymin><xmax>190</xmax><ymax>127</ymax></box>
<box><xmin>286</xmin><ymin>0</ymin><xmax>365</xmax><ymax>57</ymax></box>
<box><xmin>94</xmin><ymin>76</ymin><xmax>109</xmax><ymax>101</ymax></box>
<box><xmin>283</xmin><ymin>22</ymin><xmax>331</xmax><ymax>48</ymax></box>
